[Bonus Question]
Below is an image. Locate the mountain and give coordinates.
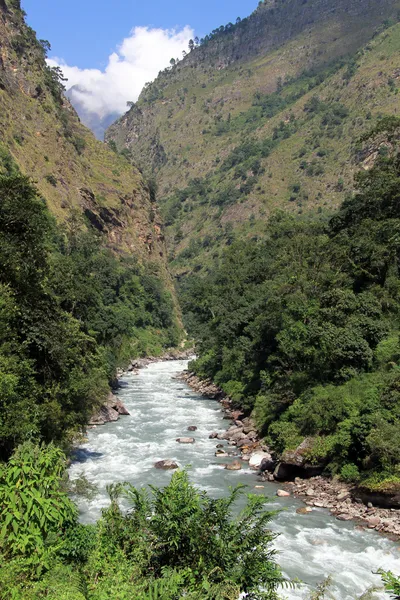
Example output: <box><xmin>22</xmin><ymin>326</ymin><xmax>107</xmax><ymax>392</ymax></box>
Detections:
<box><xmin>106</xmin><ymin>0</ymin><xmax>400</xmax><ymax>275</ymax></box>
<box><xmin>0</xmin><ymin>0</ymin><xmax>179</xmax><ymax>297</ymax></box>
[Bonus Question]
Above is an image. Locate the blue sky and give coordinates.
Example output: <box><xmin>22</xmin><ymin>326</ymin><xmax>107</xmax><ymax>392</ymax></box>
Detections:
<box><xmin>23</xmin><ymin>0</ymin><xmax>258</xmax><ymax>70</ymax></box>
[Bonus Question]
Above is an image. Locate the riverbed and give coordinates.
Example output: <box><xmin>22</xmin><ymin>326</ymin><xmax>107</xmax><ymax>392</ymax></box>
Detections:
<box><xmin>69</xmin><ymin>360</ymin><xmax>400</xmax><ymax>599</ymax></box>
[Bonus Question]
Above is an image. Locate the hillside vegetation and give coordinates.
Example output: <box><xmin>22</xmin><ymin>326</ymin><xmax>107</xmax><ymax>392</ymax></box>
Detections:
<box><xmin>0</xmin><ymin>0</ymin><xmax>183</xmax><ymax>459</ymax></box>
<box><xmin>181</xmin><ymin>122</ymin><xmax>400</xmax><ymax>491</ymax></box>
<box><xmin>107</xmin><ymin>0</ymin><xmax>400</xmax><ymax>275</ymax></box>
<box><xmin>107</xmin><ymin>0</ymin><xmax>400</xmax><ymax>492</ymax></box>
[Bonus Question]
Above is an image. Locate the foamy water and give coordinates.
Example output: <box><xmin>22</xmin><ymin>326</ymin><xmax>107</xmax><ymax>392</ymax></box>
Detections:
<box><xmin>69</xmin><ymin>360</ymin><xmax>399</xmax><ymax>598</ymax></box>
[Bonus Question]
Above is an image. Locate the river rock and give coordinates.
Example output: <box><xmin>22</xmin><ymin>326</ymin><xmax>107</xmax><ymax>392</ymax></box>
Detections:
<box><xmin>366</xmin><ymin>516</ymin><xmax>381</xmax><ymax>528</ymax></box>
<box><xmin>277</xmin><ymin>489</ymin><xmax>291</xmax><ymax>497</ymax></box>
<box><xmin>337</xmin><ymin>490</ymin><xmax>351</xmax><ymax>501</ymax></box>
<box><xmin>336</xmin><ymin>513</ymin><xmax>353</xmax><ymax>521</ymax></box>
<box><xmin>297</xmin><ymin>507</ymin><xmax>313</xmax><ymax>514</ymax></box>
<box><xmin>259</xmin><ymin>456</ymin><xmax>275</xmax><ymax>473</ymax></box>
<box><xmin>249</xmin><ymin>451</ymin><xmax>273</xmax><ymax>470</ymax></box>
<box><xmin>187</xmin><ymin>426</ymin><xmax>198</xmax><ymax>431</ymax></box>
<box><xmin>215</xmin><ymin>450</ymin><xmax>229</xmax><ymax>457</ymax></box>
<box><xmin>225</xmin><ymin>461</ymin><xmax>242</xmax><ymax>471</ymax></box>
<box><xmin>209</xmin><ymin>432</ymin><xmax>218</xmax><ymax>439</ymax></box>
<box><xmin>89</xmin><ymin>392</ymin><xmax>130</xmax><ymax>425</ymax></box>
<box><xmin>176</xmin><ymin>437</ymin><xmax>195</xmax><ymax>444</ymax></box>
<box><xmin>154</xmin><ymin>460</ymin><xmax>178</xmax><ymax>470</ymax></box>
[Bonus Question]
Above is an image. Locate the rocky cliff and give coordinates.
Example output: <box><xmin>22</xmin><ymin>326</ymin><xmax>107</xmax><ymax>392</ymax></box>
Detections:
<box><xmin>0</xmin><ymin>1</ymin><xmax>176</xmax><ymax>278</ymax></box>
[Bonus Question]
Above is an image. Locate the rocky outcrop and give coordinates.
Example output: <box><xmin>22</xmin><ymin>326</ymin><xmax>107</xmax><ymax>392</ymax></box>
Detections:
<box><xmin>176</xmin><ymin>371</ymin><xmax>225</xmax><ymax>400</ymax></box>
<box><xmin>285</xmin><ymin>476</ymin><xmax>400</xmax><ymax>538</ymax></box>
<box><xmin>273</xmin><ymin>438</ymin><xmax>326</xmax><ymax>481</ymax></box>
<box><xmin>355</xmin><ymin>486</ymin><xmax>400</xmax><ymax>509</ymax></box>
<box><xmin>89</xmin><ymin>392</ymin><xmax>130</xmax><ymax>426</ymax></box>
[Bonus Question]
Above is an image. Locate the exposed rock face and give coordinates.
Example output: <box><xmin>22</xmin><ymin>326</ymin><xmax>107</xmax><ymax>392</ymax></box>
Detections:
<box><xmin>89</xmin><ymin>393</ymin><xmax>130</xmax><ymax>426</ymax></box>
<box><xmin>249</xmin><ymin>451</ymin><xmax>273</xmax><ymax>470</ymax></box>
<box><xmin>356</xmin><ymin>487</ymin><xmax>400</xmax><ymax>509</ymax></box>
<box><xmin>154</xmin><ymin>459</ymin><xmax>179</xmax><ymax>470</ymax></box>
<box><xmin>274</xmin><ymin>438</ymin><xmax>326</xmax><ymax>480</ymax></box>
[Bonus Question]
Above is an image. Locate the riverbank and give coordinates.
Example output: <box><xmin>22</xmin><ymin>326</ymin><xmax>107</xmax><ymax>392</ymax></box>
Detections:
<box><xmin>89</xmin><ymin>349</ymin><xmax>194</xmax><ymax>426</ymax></box>
<box><xmin>178</xmin><ymin>370</ymin><xmax>400</xmax><ymax>540</ymax></box>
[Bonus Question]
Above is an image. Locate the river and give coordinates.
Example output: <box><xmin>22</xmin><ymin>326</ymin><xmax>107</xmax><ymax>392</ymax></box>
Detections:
<box><xmin>69</xmin><ymin>360</ymin><xmax>400</xmax><ymax>599</ymax></box>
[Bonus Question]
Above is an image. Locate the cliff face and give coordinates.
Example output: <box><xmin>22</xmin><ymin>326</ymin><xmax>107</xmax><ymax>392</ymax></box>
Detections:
<box><xmin>0</xmin><ymin>0</ymin><xmax>181</xmax><ymax>323</ymax></box>
<box><xmin>0</xmin><ymin>1</ymin><xmax>161</xmax><ymax>259</ymax></box>
<box><xmin>106</xmin><ymin>0</ymin><xmax>400</xmax><ymax>276</ymax></box>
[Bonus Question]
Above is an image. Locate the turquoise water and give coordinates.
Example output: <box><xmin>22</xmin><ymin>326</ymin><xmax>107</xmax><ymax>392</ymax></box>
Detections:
<box><xmin>69</xmin><ymin>360</ymin><xmax>400</xmax><ymax>599</ymax></box>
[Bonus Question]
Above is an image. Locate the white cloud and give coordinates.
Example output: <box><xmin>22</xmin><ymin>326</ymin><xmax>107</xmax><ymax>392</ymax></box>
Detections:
<box><xmin>48</xmin><ymin>25</ymin><xmax>194</xmax><ymax>119</ymax></box>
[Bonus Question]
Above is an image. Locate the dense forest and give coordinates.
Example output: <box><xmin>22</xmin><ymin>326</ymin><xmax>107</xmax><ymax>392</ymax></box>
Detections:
<box><xmin>181</xmin><ymin>119</ymin><xmax>400</xmax><ymax>492</ymax></box>
<box><xmin>0</xmin><ymin>153</ymin><xmax>179</xmax><ymax>460</ymax></box>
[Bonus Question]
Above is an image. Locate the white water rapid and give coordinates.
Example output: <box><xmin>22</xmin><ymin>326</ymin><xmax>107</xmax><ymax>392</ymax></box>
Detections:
<box><xmin>69</xmin><ymin>360</ymin><xmax>400</xmax><ymax>599</ymax></box>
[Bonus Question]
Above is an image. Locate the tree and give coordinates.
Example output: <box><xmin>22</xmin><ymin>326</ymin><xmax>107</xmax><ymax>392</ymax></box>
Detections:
<box><xmin>188</xmin><ymin>39</ymin><xmax>194</xmax><ymax>52</ymax></box>
<box><xmin>169</xmin><ymin>57</ymin><xmax>176</xmax><ymax>67</ymax></box>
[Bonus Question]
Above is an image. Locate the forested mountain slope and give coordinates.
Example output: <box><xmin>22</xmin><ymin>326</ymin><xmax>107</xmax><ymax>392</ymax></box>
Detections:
<box><xmin>107</xmin><ymin>0</ymin><xmax>400</xmax><ymax>275</ymax></box>
<box><xmin>0</xmin><ymin>0</ymin><xmax>182</xmax><ymax>459</ymax></box>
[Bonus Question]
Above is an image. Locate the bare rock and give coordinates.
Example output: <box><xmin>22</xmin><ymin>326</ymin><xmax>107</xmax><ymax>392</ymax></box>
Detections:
<box><xmin>154</xmin><ymin>460</ymin><xmax>178</xmax><ymax>470</ymax></box>
<box><xmin>176</xmin><ymin>437</ymin><xmax>195</xmax><ymax>444</ymax></box>
<box><xmin>225</xmin><ymin>461</ymin><xmax>242</xmax><ymax>471</ymax></box>
<box><xmin>366</xmin><ymin>516</ymin><xmax>381</xmax><ymax>528</ymax></box>
<box><xmin>297</xmin><ymin>507</ymin><xmax>313</xmax><ymax>514</ymax></box>
<box><xmin>188</xmin><ymin>426</ymin><xmax>198</xmax><ymax>431</ymax></box>
<box><xmin>277</xmin><ymin>489</ymin><xmax>291</xmax><ymax>497</ymax></box>
<box><xmin>209</xmin><ymin>432</ymin><xmax>219</xmax><ymax>439</ymax></box>
<box><xmin>249</xmin><ymin>451</ymin><xmax>273</xmax><ymax>470</ymax></box>
<box><xmin>337</xmin><ymin>491</ymin><xmax>351</xmax><ymax>501</ymax></box>
<box><xmin>337</xmin><ymin>513</ymin><xmax>353</xmax><ymax>521</ymax></box>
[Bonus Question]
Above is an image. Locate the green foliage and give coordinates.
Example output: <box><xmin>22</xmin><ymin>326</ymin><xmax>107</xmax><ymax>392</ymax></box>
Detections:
<box><xmin>0</xmin><ymin>461</ymin><xmax>285</xmax><ymax>600</ymax></box>
<box><xmin>340</xmin><ymin>463</ymin><xmax>361</xmax><ymax>483</ymax></box>
<box><xmin>0</xmin><ymin>443</ymin><xmax>76</xmax><ymax>571</ymax></box>
<box><xmin>379</xmin><ymin>570</ymin><xmax>400</xmax><ymax>599</ymax></box>
<box><xmin>0</xmin><ymin>173</ymin><xmax>178</xmax><ymax>458</ymax></box>
<box><xmin>181</xmin><ymin>150</ymin><xmax>400</xmax><ymax>480</ymax></box>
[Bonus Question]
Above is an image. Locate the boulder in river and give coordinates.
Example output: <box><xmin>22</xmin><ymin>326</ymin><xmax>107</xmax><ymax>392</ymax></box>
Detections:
<box><xmin>187</xmin><ymin>426</ymin><xmax>198</xmax><ymax>431</ymax></box>
<box><xmin>154</xmin><ymin>460</ymin><xmax>179</xmax><ymax>470</ymax></box>
<box><xmin>225</xmin><ymin>460</ymin><xmax>242</xmax><ymax>471</ymax></box>
<box><xmin>249</xmin><ymin>451</ymin><xmax>273</xmax><ymax>470</ymax></box>
<box><xmin>176</xmin><ymin>437</ymin><xmax>195</xmax><ymax>444</ymax></box>
<box><xmin>89</xmin><ymin>392</ymin><xmax>130</xmax><ymax>426</ymax></box>
<box><xmin>296</xmin><ymin>507</ymin><xmax>313</xmax><ymax>515</ymax></box>
<box><xmin>277</xmin><ymin>489</ymin><xmax>291</xmax><ymax>497</ymax></box>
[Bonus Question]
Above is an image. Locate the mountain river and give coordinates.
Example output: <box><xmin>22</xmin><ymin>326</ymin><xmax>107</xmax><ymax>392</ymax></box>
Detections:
<box><xmin>69</xmin><ymin>360</ymin><xmax>400</xmax><ymax>599</ymax></box>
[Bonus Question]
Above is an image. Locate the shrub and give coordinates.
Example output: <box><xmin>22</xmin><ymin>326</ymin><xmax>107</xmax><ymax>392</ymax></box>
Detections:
<box><xmin>0</xmin><ymin>443</ymin><xmax>77</xmax><ymax>571</ymax></box>
<box><xmin>340</xmin><ymin>463</ymin><xmax>361</xmax><ymax>483</ymax></box>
